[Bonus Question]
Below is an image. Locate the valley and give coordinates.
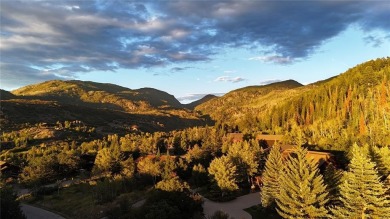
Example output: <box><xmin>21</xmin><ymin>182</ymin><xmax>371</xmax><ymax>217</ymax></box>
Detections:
<box><xmin>1</xmin><ymin>58</ymin><xmax>390</xmax><ymax>219</ymax></box>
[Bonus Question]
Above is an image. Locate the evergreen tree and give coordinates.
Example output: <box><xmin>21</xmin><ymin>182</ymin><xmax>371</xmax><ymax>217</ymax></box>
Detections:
<box><xmin>161</xmin><ymin>155</ymin><xmax>176</xmax><ymax>180</ymax></box>
<box><xmin>120</xmin><ymin>157</ymin><xmax>135</xmax><ymax>179</ymax></box>
<box><xmin>323</xmin><ymin>163</ymin><xmax>343</xmax><ymax>206</ymax></box>
<box><xmin>261</xmin><ymin>144</ymin><xmax>283</xmax><ymax>208</ymax></box>
<box><xmin>227</xmin><ymin>140</ymin><xmax>260</xmax><ymax>186</ymax></box>
<box><xmin>191</xmin><ymin>163</ymin><xmax>208</xmax><ymax>187</ymax></box>
<box><xmin>155</xmin><ymin>175</ymin><xmax>189</xmax><ymax>192</ymax></box>
<box><xmin>332</xmin><ymin>144</ymin><xmax>390</xmax><ymax>218</ymax></box>
<box><xmin>370</xmin><ymin>145</ymin><xmax>390</xmax><ymax>179</ymax></box>
<box><xmin>276</xmin><ymin>147</ymin><xmax>329</xmax><ymax>218</ymax></box>
<box><xmin>137</xmin><ymin>157</ymin><xmax>161</xmax><ymax>185</ymax></box>
<box><xmin>208</xmin><ymin>156</ymin><xmax>238</xmax><ymax>194</ymax></box>
<box><xmin>93</xmin><ymin>147</ymin><xmax>121</xmax><ymax>176</ymax></box>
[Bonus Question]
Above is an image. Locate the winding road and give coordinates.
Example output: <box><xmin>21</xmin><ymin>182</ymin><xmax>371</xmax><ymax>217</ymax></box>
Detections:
<box><xmin>202</xmin><ymin>192</ymin><xmax>261</xmax><ymax>219</ymax></box>
<box><xmin>21</xmin><ymin>204</ymin><xmax>65</xmax><ymax>219</ymax></box>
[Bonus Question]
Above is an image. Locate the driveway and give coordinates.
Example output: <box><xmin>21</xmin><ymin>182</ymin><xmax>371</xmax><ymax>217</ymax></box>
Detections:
<box><xmin>21</xmin><ymin>204</ymin><xmax>65</xmax><ymax>219</ymax></box>
<box><xmin>203</xmin><ymin>192</ymin><xmax>261</xmax><ymax>219</ymax></box>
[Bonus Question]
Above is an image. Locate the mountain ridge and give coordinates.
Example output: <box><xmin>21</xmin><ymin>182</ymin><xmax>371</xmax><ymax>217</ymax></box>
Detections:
<box><xmin>184</xmin><ymin>94</ymin><xmax>218</xmax><ymax>110</ymax></box>
<box><xmin>195</xmin><ymin>57</ymin><xmax>390</xmax><ymax>150</ymax></box>
<box><xmin>11</xmin><ymin>80</ymin><xmax>182</xmax><ymax>112</ymax></box>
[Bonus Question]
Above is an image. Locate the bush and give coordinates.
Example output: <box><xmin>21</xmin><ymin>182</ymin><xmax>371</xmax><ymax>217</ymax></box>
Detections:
<box><xmin>142</xmin><ymin>190</ymin><xmax>203</xmax><ymax>219</ymax></box>
<box><xmin>93</xmin><ymin>179</ymin><xmax>121</xmax><ymax>204</ymax></box>
<box><xmin>207</xmin><ymin>210</ymin><xmax>230</xmax><ymax>219</ymax></box>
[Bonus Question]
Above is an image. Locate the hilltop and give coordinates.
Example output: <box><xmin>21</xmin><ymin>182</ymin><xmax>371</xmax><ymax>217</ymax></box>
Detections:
<box><xmin>12</xmin><ymin>80</ymin><xmax>182</xmax><ymax>111</ymax></box>
<box><xmin>184</xmin><ymin>94</ymin><xmax>218</xmax><ymax>110</ymax></box>
<box><xmin>0</xmin><ymin>89</ymin><xmax>16</xmax><ymax>100</ymax></box>
<box><xmin>1</xmin><ymin>80</ymin><xmax>211</xmax><ymax>133</ymax></box>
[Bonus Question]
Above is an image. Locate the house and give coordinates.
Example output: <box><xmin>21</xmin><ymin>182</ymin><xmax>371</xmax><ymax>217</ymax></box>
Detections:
<box><xmin>253</xmin><ymin>146</ymin><xmax>336</xmax><ymax>189</ymax></box>
<box><xmin>255</xmin><ymin>134</ymin><xmax>283</xmax><ymax>148</ymax></box>
<box><xmin>225</xmin><ymin>133</ymin><xmax>284</xmax><ymax>147</ymax></box>
<box><xmin>225</xmin><ymin>133</ymin><xmax>244</xmax><ymax>143</ymax></box>
<box><xmin>281</xmin><ymin>148</ymin><xmax>335</xmax><ymax>171</ymax></box>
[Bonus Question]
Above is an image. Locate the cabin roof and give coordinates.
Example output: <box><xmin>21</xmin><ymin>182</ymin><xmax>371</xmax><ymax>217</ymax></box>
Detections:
<box><xmin>255</xmin><ymin>134</ymin><xmax>283</xmax><ymax>141</ymax></box>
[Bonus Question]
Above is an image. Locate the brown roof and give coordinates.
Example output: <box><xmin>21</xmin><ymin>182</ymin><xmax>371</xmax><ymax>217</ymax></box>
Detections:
<box><xmin>282</xmin><ymin>149</ymin><xmax>334</xmax><ymax>166</ymax></box>
<box><xmin>255</xmin><ymin>134</ymin><xmax>283</xmax><ymax>141</ymax></box>
<box><xmin>226</xmin><ymin>133</ymin><xmax>244</xmax><ymax>142</ymax></box>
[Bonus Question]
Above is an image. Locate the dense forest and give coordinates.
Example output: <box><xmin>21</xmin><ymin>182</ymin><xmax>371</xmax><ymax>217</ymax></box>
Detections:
<box><xmin>1</xmin><ymin>58</ymin><xmax>389</xmax><ymax>219</ymax></box>
<box><xmin>198</xmin><ymin>58</ymin><xmax>390</xmax><ymax>150</ymax></box>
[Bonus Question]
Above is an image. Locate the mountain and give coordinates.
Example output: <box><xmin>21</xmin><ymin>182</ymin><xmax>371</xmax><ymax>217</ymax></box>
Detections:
<box><xmin>197</xmin><ymin>57</ymin><xmax>390</xmax><ymax>149</ymax></box>
<box><xmin>195</xmin><ymin>80</ymin><xmax>304</xmax><ymax>129</ymax></box>
<box><xmin>2</xmin><ymin>80</ymin><xmax>211</xmax><ymax>133</ymax></box>
<box><xmin>184</xmin><ymin>94</ymin><xmax>218</xmax><ymax>110</ymax></box>
<box><xmin>12</xmin><ymin>80</ymin><xmax>181</xmax><ymax>111</ymax></box>
<box><xmin>0</xmin><ymin>89</ymin><xmax>16</xmax><ymax>100</ymax></box>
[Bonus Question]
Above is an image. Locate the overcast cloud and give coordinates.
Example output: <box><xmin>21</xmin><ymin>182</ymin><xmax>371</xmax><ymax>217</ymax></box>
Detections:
<box><xmin>1</xmin><ymin>0</ymin><xmax>389</xmax><ymax>88</ymax></box>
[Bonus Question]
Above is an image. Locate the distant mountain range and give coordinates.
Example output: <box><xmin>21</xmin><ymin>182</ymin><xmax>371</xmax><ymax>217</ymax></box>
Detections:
<box><xmin>184</xmin><ymin>94</ymin><xmax>218</xmax><ymax>110</ymax></box>
<box><xmin>1</xmin><ymin>80</ymin><xmax>213</xmax><ymax>133</ymax></box>
<box><xmin>1</xmin><ymin>57</ymin><xmax>389</xmax><ymax>139</ymax></box>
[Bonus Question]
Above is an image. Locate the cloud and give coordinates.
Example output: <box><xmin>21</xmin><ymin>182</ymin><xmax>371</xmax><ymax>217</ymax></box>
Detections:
<box><xmin>170</xmin><ymin>66</ymin><xmax>193</xmax><ymax>72</ymax></box>
<box><xmin>1</xmin><ymin>0</ymin><xmax>389</xmax><ymax>88</ymax></box>
<box><xmin>177</xmin><ymin>93</ymin><xmax>224</xmax><ymax>103</ymax></box>
<box><xmin>363</xmin><ymin>34</ymin><xmax>390</xmax><ymax>47</ymax></box>
<box><xmin>215</xmin><ymin>76</ymin><xmax>246</xmax><ymax>83</ymax></box>
<box><xmin>249</xmin><ymin>55</ymin><xmax>294</xmax><ymax>64</ymax></box>
<box><xmin>0</xmin><ymin>63</ymin><xmax>65</xmax><ymax>88</ymax></box>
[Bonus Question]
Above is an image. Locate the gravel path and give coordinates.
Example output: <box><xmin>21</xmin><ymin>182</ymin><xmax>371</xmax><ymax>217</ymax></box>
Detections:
<box><xmin>203</xmin><ymin>192</ymin><xmax>261</xmax><ymax>219</ymax></box>
<box><xmin>21</xmin><ymin>204</ymin><xmax>65</xmax><ymax>219</ymax></box>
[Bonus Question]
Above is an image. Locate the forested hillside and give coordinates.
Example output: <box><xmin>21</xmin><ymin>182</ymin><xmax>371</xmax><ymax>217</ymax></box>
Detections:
<box><xmin>197</xmin><ymin>58</ymin><xmax>390</xmax><ymax>150</ymax></box>
<box><xmin>196</xmin><ymin>80</ymin><xmax>303</xmax><ymax>130</ymax></box>
<box><xmin>262</xmin><ymin>58</ymin><xmax>390</xmax><ymax>150</ymax></box>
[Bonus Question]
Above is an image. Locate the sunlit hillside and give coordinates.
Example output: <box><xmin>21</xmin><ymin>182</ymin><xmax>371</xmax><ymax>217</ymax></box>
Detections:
<box><xmin>1</xmin><ymin>58</ymin><xmax>389</xmax><ymax>219</ymax></box>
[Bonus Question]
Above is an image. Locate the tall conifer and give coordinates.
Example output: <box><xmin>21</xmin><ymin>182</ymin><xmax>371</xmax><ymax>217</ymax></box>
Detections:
<box><xmin>332</xmin><ymin>144</ymin><xmax>390</xmax><ymax>218</ymax></box>
<box><xmin>276</xmin><ymin>147</ymin><xmax>329</xmax><ymax>218</ymax></box>
<box><xmin>261</xmin><ymin>145</ymin><xmax>283</xmax><ymax>208</ymax></box>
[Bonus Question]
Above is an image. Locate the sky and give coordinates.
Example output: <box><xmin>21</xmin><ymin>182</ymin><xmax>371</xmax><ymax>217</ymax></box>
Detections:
<box><xmin>1</xmin><ymin>0</ymin><xmax>389</xmax><ymax>103</ymax></box>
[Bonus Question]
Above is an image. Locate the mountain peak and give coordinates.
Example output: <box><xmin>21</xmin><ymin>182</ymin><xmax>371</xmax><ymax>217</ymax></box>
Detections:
<box><xmin>11</xmin><ymin>80</ymin><xmax>182</xmax><ymax>111</ymax></box>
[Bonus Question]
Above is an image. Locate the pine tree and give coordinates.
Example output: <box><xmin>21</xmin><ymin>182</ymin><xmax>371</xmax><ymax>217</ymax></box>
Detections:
<box><xmin>208</xmin><ymin>156</ymin><xmax>238</xmax><ymax>193</ymax></box>
<box><xmin>276</xmin><ymin>147</ymin><xmax>329</xmax><ymax>218</ymax></box>
<box><xmin>332</xmin><ymin>144</ymin><xmax>390</xmax><ymax>218</ymax></box>
<box><xmin>323</xmin><ymin>163</ymin><xmax>343</xmax><ymax>206</ymax></box>
<box><xmin>120</xmin><ymin>157</ymin><xmax>135</xmax><ymax>179</ymax></box>
<box><xmin>155</xmin><ymin>175</ymin><xmax>189</xmax><ymax>192</ymax></box>
<box><xmin>227</xmin><ymin>140</ymin><xmax>260</xmax><ymax>186</ymax></box>
<box><xmin>370</xmin><ymin>145</ymin><xmax>390</xmax><ymax>179</ymax></box>
<box><xmin>261</xmin><ymin>144</ymin><xmax>283</xmax><ymax>208</ymax></box>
